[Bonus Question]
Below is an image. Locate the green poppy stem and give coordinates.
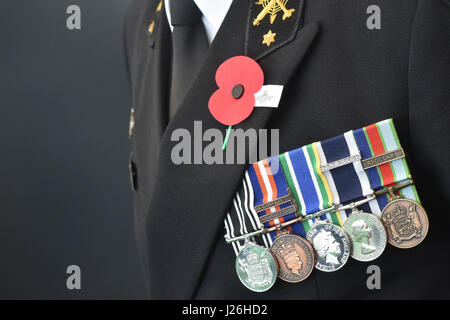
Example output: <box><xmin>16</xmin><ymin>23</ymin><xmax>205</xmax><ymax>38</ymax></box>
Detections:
<box><xmin>222</xmin><ymin>125</ymin><xmax>233</xmax><ymax>150</ymax></box>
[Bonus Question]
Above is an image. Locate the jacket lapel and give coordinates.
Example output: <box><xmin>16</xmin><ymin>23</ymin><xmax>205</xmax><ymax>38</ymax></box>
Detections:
<box><xmin>145</xmin><ymin>0</ymin><xmax>319</xmax><ymax>299</ymax></box>
<box><xmin>137</xmin><ymin>5</ymin><xmax>170</xmax><ymax>144</ymax></box>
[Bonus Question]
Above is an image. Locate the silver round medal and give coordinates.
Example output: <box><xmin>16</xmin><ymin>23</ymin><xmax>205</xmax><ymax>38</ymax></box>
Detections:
<box><xmin>343</xmin><ymin>211</ymin><xmax>387</xmax><ymax>262</ymax></box>
<box><xmin>306</xmin><ymin>222</ymin><xmax>351</xmax><ymax>272</ymax></box>
<box><xmin>235</xmin><ymin>241</ymin><xmax>278</xmax><ymax>292</ymax></box>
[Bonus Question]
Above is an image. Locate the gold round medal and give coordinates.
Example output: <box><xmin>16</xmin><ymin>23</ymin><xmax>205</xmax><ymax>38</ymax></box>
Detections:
<box><xmin>270</xmin><ymin>233</ymin><xmax>315</xmax><ymax>283</ymax></box>
<box><xmin>380</xmin><ymin>198</ymin><xmax>429</xmax><ymax>249</ymax></box>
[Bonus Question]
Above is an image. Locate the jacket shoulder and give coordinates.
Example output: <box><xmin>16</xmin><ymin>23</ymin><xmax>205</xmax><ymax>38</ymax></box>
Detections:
<box><xmin>124</xmin><ymin>0</ymin><xmax>160</xmax><ymax>50</ymax></box>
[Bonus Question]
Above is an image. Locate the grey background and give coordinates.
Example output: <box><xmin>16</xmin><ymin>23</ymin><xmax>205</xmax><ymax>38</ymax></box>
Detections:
<box><xmin>0</xmin><ymin>0</ymin><xmax>147</xmax><ymax>299</ymax></box>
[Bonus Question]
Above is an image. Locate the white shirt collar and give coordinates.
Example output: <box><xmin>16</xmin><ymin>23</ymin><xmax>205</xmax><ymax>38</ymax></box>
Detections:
<box><xmin>164</xmin><ymin>0</ymin><xmax>233</xmax><ymax>43</ymax></box>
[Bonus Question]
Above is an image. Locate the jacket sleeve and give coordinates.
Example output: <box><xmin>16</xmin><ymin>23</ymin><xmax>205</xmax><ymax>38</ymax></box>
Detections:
<box><xmin>408</xmin><ymin>0</ymin><xmax>450</xmax><ymax>233</ymax></box>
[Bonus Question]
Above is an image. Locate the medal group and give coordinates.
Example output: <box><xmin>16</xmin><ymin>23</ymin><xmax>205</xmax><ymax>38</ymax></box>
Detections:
<box><xmin>225</xmin><ymin>119</ymin><xmax>429</xmax><ymax>292</ymax></box>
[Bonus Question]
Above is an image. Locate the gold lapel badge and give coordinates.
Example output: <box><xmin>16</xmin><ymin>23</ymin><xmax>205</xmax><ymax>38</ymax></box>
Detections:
<box><xmin>156</xmin><ymin>1</ymin><xmax>162</xmax><ymax>12</ymax></box>
<box><xmin>262</xmin><ymin>30</ymin><xmax>276</xmax><ymax>46</ymax></box>
<box><xmin>253</xmin><ymin>0</ymin><xmax>296</xmax><ymax>26</ymax></box>
<box><xmin>148</xmin><ymin>20</ymin><xmax>155</xmax><ymax>34</ymax></box>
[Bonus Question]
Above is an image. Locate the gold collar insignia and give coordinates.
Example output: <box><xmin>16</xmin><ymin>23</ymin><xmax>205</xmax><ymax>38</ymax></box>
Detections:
<box><xmin>253</xmin><ymin>0</ymin><xmax>296</xmax><ymax>26</ymax></box>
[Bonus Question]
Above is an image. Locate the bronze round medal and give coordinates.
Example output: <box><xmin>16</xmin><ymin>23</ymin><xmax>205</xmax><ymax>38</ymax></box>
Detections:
<box><xmin>381</xmin><ymin>198</ymin><xmax>429</xmax><ymax>249</ymax></box>
<box><xmin>270</xmin><ymin>233</ymin><xmax>315</xmax><ymax>283</ymax></box>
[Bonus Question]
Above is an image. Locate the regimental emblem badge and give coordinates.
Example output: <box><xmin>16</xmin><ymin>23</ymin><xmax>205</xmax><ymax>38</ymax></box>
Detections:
<box><xmin>236</xmin><ymin>241</ymin><xmax>278</xmax><ymax>292</ymax></box>
<box><xmin>246</xmin><ymin>0</ymin><xmax>304</xmax><ymax>60</ymax></box>
<box><xmin>381</xmin><ymin>199</ymin><xmax>429</xmax><ymax>248</ymax></box>
<box><xmin>253</xmin><ymin>0</ymin><xmax>296</xmax><ymax>25</ymax></box>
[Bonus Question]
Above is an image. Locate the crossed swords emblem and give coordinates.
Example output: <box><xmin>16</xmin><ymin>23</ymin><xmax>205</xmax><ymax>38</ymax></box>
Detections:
<box><xmin>253</xmin><ymin>0</ymin><xmax>296</xmax><ymax>26</ymax></box>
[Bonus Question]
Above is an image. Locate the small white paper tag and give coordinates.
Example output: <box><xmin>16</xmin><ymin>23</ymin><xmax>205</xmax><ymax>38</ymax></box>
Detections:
<box><xmin>254</xmin><ymin>85</ymin><xmax>284</xmax><ymax>108</ymax></box>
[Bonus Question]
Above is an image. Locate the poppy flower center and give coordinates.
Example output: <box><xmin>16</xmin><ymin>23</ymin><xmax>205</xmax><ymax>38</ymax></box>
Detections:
<box><xmin>231</xmin><ymin>84</ymin><xmax>244</xmax><ymax>99</ymax></box>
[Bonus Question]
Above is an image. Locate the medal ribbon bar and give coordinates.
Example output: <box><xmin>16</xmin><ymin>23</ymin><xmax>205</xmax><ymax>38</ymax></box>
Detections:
<box><xmin>361</xmin><ymin>148</ymin><xmax>405</xmax><ymax>170</ymax></box>
<box><xmin>254</xmin><ymin>194</ymin><xmax>294</xmax><ymax>213</ymax></box>
<box><xmin>320</xmin><ymin>153</ymin><xmax>362</xmax><ymax>172</ymax></box>
<box><xmin>353</xmin><ymin>119</ymin><xmax>421</xmax><ymax>208</ymax></box>
<box><xmin>224</xmin><ymin>119</ymin><xmax>423</xmax><ymax>246</ymax></box>
<box><xmin>225</xmin><ymin>180</ymin><xmax>414</xmax><ymax>243</ymax></box>
<box><xmin>258</xmin><ymin>205</ymin><xmax>297</xmax><ymax>224</ymax></box>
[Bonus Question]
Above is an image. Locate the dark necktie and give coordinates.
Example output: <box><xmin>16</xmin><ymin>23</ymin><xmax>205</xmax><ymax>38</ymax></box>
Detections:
<box><xmin>169</xmin><ymin>0</ymin><xmax>209</xmax><ymax>119</ymax></box>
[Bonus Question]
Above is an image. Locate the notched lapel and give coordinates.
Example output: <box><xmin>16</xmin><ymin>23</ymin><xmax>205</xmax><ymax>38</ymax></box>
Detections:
<box><xmin>132</xmin><ymin>1</ymin><xmax>170</xmax><ymax>143</ymax></box>
<box><xmin>258</xmin><ymin>21</ymin><xmax>319</xmax><ymax>85</ymax></box>
<box><xmin>144</xmin><ymin>0</ymin><xmax>319</xmax><ymax>299</ymax></box>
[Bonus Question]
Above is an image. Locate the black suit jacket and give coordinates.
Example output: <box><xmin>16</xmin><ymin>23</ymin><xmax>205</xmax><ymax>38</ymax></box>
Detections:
<box><xmin>124</xmin><ymin>0</ymin><xmax>450</xmax><ymax>299</ymax></box>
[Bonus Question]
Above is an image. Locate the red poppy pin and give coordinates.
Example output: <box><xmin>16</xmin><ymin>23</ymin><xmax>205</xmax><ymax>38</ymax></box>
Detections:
<box><xmin>208</xmin><ymin>56</ymin><xmax>264</xmax><ymax>149</ymax></box>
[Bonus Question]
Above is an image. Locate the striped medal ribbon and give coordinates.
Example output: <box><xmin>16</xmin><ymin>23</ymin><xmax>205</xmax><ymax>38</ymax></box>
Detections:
<box><xmin>247</xmin><ymin>156</ymin><xmax>297</xmax><ymax>241</ymax></box>
<box><xmin>353</xmin><ymin>118</ymin><xmax>419</xmax><ymax>209</ymax></box>
<box><xmin>319</xmin><ymin>131</ymin><xmax>387</xmax><ymax>261</ymax></box>
<box><xmin>223</xmin><ymin>172</ymin><xmax>273</xmax><ymax>256</ymax></box>
<box><xmin>280</xmin><ymin>143</ymin><xmax>337</xmax><ymax>233</ymax></box>
<box><xmin>280</xmin><ymin>142</ymin><xmax>351</xmax><ymax>272</ymax></box>
<box><xmin>230</xmin><ymin>157</ymin><xmax>287</xmax><ymax>291</ymax></box>
<box><xmin>353</xmin><ymin>119</ymin><xmax>428</xmax><ymax>248</ymax></box>
<box><xmin>248</xmin><ymin>156</ymin><xmax>316</xmax><ymax>283</ymax></box>
<box><xmin>279</xmin><ymin>142</ymin><xmax>351</xmax><ymax>271</ymax></box>
<box><xmin>316</xmin><ymin>131</ymin><xmax>379</xmax><ymax>220</ymax></box>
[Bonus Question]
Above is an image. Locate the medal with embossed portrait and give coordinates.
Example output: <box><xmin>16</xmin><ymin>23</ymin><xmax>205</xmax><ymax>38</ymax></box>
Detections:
<box><xmin>343</xmin><ymin>211</ymin><xmax>387</xmax><ymax>261</ymax></box>
<box><xmin>306</xmin><ymin>222</ymin><xmax>351</xmax><ymax>272</ymax></box>
<box><xmin>381</xmin><ymin>198</ymin><xmax>429</xmax><ymax>249</ymax></box>
<box><xmin>270</xmin><ymin>232</ymin><xmax>315</xmax><ymax>283</ymax></box>
<box><xmin>235</xmin><ymin>240</ymin><xmax>278</xmax><ymax>292</ymax></box>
